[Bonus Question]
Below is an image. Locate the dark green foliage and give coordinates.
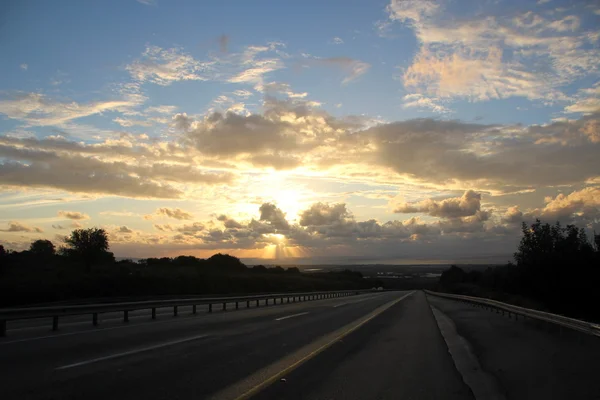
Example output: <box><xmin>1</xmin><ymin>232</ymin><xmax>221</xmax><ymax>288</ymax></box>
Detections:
<box><xmin>64</xmin><ymin>228</ymin><xmax>114</xmax><ymax>270</ymax></box>
<box><xmin>29</xmin><ymin>239</ymin><xmax>56</xmax><ymax>257</ymax></box>
<box><xmin>439</xmin><ymin>220</ymin><xmax>600</xmax><ymax>321</ymax></box>
<box><xmin>0</xmin><ymin>230</ymin><xmax>373</xmax><ymax>307</ymax></box>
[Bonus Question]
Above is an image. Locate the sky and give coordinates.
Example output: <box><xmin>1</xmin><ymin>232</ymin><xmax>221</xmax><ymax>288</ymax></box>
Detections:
<box><xmin>0</xmin><ymin>0</ymin><xmax>599</xmax><ymax>264</ymax></box>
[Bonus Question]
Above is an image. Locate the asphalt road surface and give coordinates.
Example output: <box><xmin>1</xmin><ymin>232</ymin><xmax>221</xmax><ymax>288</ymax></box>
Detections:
<box><xmin>0</xmin><ymin>290</ymin><xmax>475</xmax><ymax>400</ymax></box>
<box><xmin>427</xmin><ymin>294</ymin><xmax>600</xmax><ymax>400</ymax></box>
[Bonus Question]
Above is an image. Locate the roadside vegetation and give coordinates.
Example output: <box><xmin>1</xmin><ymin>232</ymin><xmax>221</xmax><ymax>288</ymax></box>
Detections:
<box><xmin>0</xmin><ymin>229</ymin><xmax>378</xmax><ymax>307</ymax></box>
<box><xmin>438</xmin><ymin>220</ymin><xmax>600</xmax><ymax>322</ymax></box>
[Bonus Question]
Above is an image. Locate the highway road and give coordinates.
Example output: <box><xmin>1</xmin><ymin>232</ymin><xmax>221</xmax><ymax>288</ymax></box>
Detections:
<box><xmin>0</xmin><ymin>290</ymin><xmax>476</xmax><ymax>400</ymax></box>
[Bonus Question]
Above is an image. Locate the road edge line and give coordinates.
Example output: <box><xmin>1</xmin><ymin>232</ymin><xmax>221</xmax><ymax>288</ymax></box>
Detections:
<box><xmin>428</xmin><ymin>303</ymin><xmax>506</xmax><ymax>400</ymax></box>
<box><xmin>210</xmin><ymin>290</ymin><xmax>415</xmax><ymax>400</ymax></box>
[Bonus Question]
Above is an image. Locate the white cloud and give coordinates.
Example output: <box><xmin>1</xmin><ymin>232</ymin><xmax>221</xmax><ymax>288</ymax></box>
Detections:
<box><xmin>126</xmin><ymin>46</ymin><xmax>214</xmax><ymax>86</ymax></box>
<box><xmin>113</xmin><ymin>117</ymin><xmax>153</xmax><ymax>127</ymax></box>
<box><xmin>20</xmin><ymin>64</ymin><xmax>28</xmax><ymax>71</ymax></box>
<box><xmin>402</xmin><ymin>94</ymin><xmax>450</xmax><ymax>113</ymax></box>
<box><xmin>145</xmin><ymin>105</ymin><xmax>177</xmax><ymax>114</ymax></box>
<box><xmin>388</xmin><ymin>0</ymin><xmax>600</xmax><ymax>105</ymax></box>
<box><xmin>565</xmin><ymin>84</ymin><xmax>600</xmax><ymax>114</ymax></box>
<box><xmin>0</xmin><ymin>92</ymin><xmax>141</xmax><ymax>127</ymax></box>
<box><xmin>330</xmin><ymin>37</ymin><xmax>344</xmax><ymax>45</ymax></box>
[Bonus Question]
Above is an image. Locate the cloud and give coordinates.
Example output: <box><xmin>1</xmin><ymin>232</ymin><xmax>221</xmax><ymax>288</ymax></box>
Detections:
<box><xmin>299</xmin><ymin>203</ymin><xmax>351</xmax><ymax>226</ymax></box>
<box><xmin>153</xmin><ymin>207</ymin><xmax>194</xmax><ymax>220</ymax></box>
<box><xmin>314</xmin><ymin>57</ymin><xmax>371</xmax><ymax>84</ymax></box>
<box><xmin>394</xmin><ymin>190</ymin><xmax>482</xmax><ymax>218</ymax></box>
<box><xmin>20</xmin><ymin>64</ymin><xmax>28</xmax><ymax>71</ymax></box>
<box><xmin>502</xmin><ymin>206</ymin><xmax>524</xmax><ymax>224</ymax></box>
<box><xmin>0</xmin><ymin>92</ymin><xmax>140</xmax><ymax>126</ymax></box>
<box><xmin>0</xmin><ymin>136</ymin><xmax>234</xmax><ymax>198</ymax></box>
<box><xmin>126</xmin><ymin>46</ymin><xmax>214</xmax><ymax>86</ymax></box>
<box><xmin>565</xmin><ymin>84</ymin><xmax>600</xmax><ymax>115</ymax></box>
<box><xmin>118</xmin><ymin>226</ymin><xmax>133</xmax><ymax>233</ymax></box>
<box><xmin>259</xmin><ymin>203</ymin><xmax>290</xmax><ymax>230</ymax></box>
<box><xmin>57</xmin><ymin>210</ymin><xmax>90</xmax><ymax>220</ymax></box>
<box><xmin>357</xmin><ymin>114</ymin><xmax>600</xmax><ymax>190</ymax></box>
<box><xmin>1</xmin><ymin>221</ymin><xmax>43</xmax><ymax>233</ymax></box>
<box><xmin>113</xmin><ymin>117</ymin><xmax>154</xmax><ymax>127</ymax></box>
<box><xmin>153</xmin><ymin>224</ymin><xmax>173</xmax><ymax>231</ymax></box>
<box><xmin>329</xmin><ymin>37</ymin><xmax>344</xmax><ymax>45</ymax></box>
<box><xmin>217</xmin><ymin>215</ymin><xmax>243</xmax><ymax>229</ymax></box>
<box><xmin>534</xmin><ymin>187</ymin><xmax>600</xmax><ymax>221</ymax></box>
<box><xmin>402</xmin><ymin>94</ymin><xmax>450</xmax><ymax>113</ymax></box>
<box><xmin>176</xmin><ymin>222</ymin><xmax>205</xmax><ymax>234</ymax></box>
<box><xmin>137</xmin><ymin>0</ymin><xmax>156</xmax><ymax>5</ymax></box>
<box><xmin>145</xmin><ymin>105</ymin><xmax>177</xmax><ymax>114</ymax></box>
<box><xmin>388</xmin><ymin>0</ymin><xmax>599</xmax><ymax>106</ymax></box>
<box><xmin>228</xmin><ymin>59</ymin><xmax>283</xmax><ymax>84</ymax></box>
<box><xmin>218</xmin><ymin>34</ymin><xmax>229</xmax><ymax>53</ymax></box>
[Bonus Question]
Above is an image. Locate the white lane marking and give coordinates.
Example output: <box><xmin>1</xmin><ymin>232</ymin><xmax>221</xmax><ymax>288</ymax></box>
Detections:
<box><xmin>55</xmin><ymin>334</ymin><xmax>210</xmax><ymax>370</ymax></box>
<box><xmin>275</xmin><ymin>312</ymin><xmax>309</xmax><ymax>321</ymax></box>
<box><xmin>211</xmin><ymin>291</ymin><xmax>415</xmax><ymax>400</ymax></box>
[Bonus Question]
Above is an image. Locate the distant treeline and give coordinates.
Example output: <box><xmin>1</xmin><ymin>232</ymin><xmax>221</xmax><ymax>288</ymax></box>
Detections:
<box><xmin>0</xmin><ymin>229</ymin><xmax>378</xmax><ymax>307</ymax></box>
<box><xmin>438</xmin><ymin>220</ymin><xmax>600</xmax><ymax>321</ymax></box>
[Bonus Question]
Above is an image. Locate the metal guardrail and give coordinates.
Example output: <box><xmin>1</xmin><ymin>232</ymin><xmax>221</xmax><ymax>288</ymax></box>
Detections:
<box><xmin>0</xmin><ymin>289</ymin><xmax>372</xmax><ymax>337</ymax></box>
<box><xmin>425</xmin><ymin>290</ymin><xmax>600</xmax><ymax>337</ymax></box>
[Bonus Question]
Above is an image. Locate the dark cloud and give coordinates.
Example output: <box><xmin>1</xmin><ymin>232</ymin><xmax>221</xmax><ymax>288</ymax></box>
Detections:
<box><xmin>259</xmin><ymin>203</ymin><xmax>290</xmax><ymax>230</ymax></box>
<box><xmin>1</xmin><ymin>221</ymin><xmax>43</xmax><ymax>233</ymax></box>
<box><xmin>118</xmin><ymin>226</ymin><xmax>133</xmax><ymax>233</ymax></box>
<box><xmin>155</xmin><ymin>208</ymin><xmax>193</xmax><ymax>220</ymax></box>
<box><xmin>299</xmin><ymin>203</ymin><xmax>351</xmax><ymax>226</ymax></box>
<box><xmin>176</xmin><ymin>222</ymin><xmax>205</xmax><ymax>235</ymax></box>
<box><xmin>217</xmin><ymin>215</ymin><xmax>243</xmax><ymax>229</ymax></box>
<box><xmin>218</xmin><ymin>34</ymin><xmax>229</xmax><ymax>53</ymax></box>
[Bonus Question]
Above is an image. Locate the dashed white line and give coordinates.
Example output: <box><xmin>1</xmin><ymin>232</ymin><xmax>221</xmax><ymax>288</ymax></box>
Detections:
<box><xmin>55</xmin><ymin>333</ymin><xmax>210</xmax><ymax>370</ymax></box>
<box><xmin>275</xmin><ymin>312</ymin><xmax>309</xmax><ymax>321</ymax></box>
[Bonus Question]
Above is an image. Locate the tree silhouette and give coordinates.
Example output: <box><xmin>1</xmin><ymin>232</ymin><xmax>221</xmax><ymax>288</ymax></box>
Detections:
<box><xmin>29</xmin><ymin>239</ymin><xmax>55</xmax><ymax>257</ymax></box>
<box><xmin>64</xmin><ymin>228</ymin><xmax>111</xmax><ymax>271</ymax></box>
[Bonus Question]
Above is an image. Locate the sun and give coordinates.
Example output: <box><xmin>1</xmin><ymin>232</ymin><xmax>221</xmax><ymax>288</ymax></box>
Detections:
<box><xmin>271</xmin><ymin>189</ymin><xmax>304</xmax><ymax>220</ymax></box>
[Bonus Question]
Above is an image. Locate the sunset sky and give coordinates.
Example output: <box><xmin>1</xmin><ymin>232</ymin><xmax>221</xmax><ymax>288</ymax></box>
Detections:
<box><xmin>0</xmin><ymin>0</ymin><xmax>599</xmax><ymax>264</ymax></box>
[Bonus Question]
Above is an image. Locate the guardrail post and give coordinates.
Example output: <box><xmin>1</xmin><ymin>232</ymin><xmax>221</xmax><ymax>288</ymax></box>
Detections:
<box><xmin>287</xmin><ymin>297</ymin><xmax>290</xmax><ymax>303</ymax></box>
<box><xmin>93</xmin><ymin>313</ymin><xmax>98</xmax><ymax>326</ymax></box>
<box><xmin>256</xmin><ymin>299</ymin><xmax>259</xmax><ymax>307</ymax></box>
<box><xmin>152</xmin><ymin>307</ymin><xmax>157</xmax><ymax>319</ymax></box>
<box><xmin>209</xmin><ymin>304</ymin><xmax>213</xmax><ymax>313</ymax></box>
<box><xmin>193</xmin><ymin>305</ymin><xmax>197</xmax><ymax>314</ymax></box>
<box><xmin>124</xmin><ymin>311</ymin><xmax>129</xmax><ymax>323</ymax></box>
<box><xmin>236</xmin><ymin>302</ymin><xmax>239</xmax><ymax>310</ymax></box>
<box><xmin>247</xmin><ymin>300</ymin><xmax>250</xmax><ymax>308</ymax></box>
<box><xmin>223</xmin><ymin>302</ymin><xmax>227</xmax><ymax>311</ymax></box>
<box><xmin>1</xmin><ymin>320</ymin><xmax>6</xmax><ymax>337</ymax></box>
<box><xmin>280</xmin><ymin>297</ymin><xmax>283</xmax><ymax>304</ymax></box>
<box><xmin>53</xmin><ymin>316</ymin><xmax>59</xmax><ymax>331</ymax></box>
<box><xmin>174</xmin><ymin>306</ymin><xmax>178</xmax><ymax>317</ymax></box>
